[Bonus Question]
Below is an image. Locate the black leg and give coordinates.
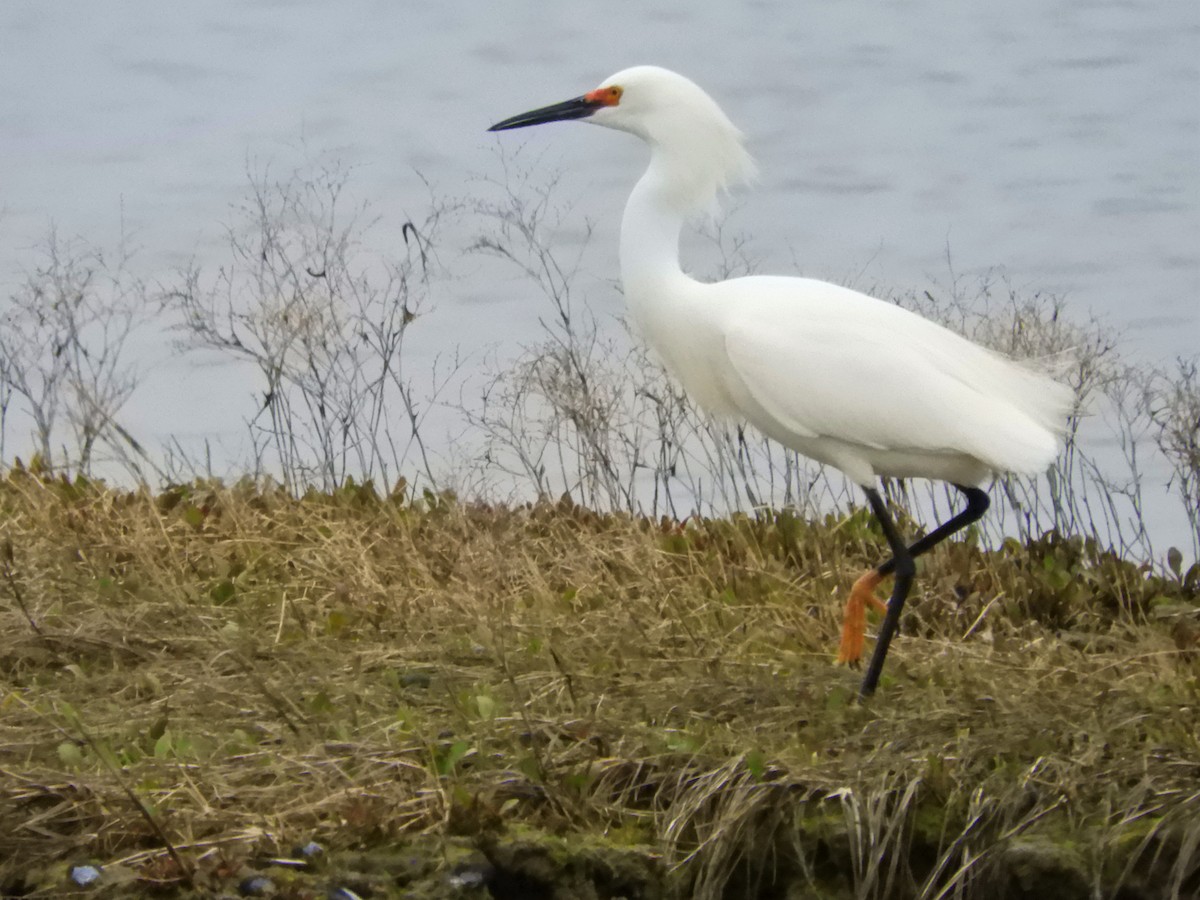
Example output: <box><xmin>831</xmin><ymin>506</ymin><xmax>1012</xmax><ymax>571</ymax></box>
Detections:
<box><xmin>876</xmin><ymin>485</ymin><xmax>990</xmax><ymax>576</ymax></box>
<box><xmin>859</xmin><ymin>488</ymin><xmax>915</xmax><ymax>696</ymax></box>
<box><xmin>858</xmin><ymin>485</ymin><xmax>990</xmax><ymax>696</ymax></box>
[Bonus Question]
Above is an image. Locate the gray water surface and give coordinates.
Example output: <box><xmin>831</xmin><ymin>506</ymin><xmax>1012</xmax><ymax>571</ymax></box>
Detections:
<box><xmin>1</xmin><ymin>1</ymin><xmax>1197</xmax><ymax>516</ymax></box>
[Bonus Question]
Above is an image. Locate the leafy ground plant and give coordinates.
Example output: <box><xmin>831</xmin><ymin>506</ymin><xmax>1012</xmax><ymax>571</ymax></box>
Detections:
<box><xmin>0</xmin><ymin>472</ymin><xmax>1196</xmax><ymax>897</ymax></box>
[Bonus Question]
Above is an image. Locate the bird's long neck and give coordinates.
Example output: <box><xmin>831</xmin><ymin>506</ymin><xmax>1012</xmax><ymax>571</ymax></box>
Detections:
<box><xmin>619</xmin><ymin>156</ymin><xmax>693</xmax><ymax>310</ymax></box>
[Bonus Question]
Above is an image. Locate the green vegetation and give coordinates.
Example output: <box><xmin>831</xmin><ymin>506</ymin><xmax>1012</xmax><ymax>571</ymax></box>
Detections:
<box><xmin>2</xmin><ymin>152</ymin><xmax>1197</xmax><ymax>896</ymax></box>
<box><xmin>1</xmin><ymin>470</ymin><xmax>1196</xmax><ymax>897</ymax></box>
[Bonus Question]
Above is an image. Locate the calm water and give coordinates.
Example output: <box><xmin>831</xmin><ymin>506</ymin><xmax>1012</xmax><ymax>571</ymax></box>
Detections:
<box><xmin>1</xmin><ymin>1</ymin><xmax>1197</xmax><ymax>535</ymax></box>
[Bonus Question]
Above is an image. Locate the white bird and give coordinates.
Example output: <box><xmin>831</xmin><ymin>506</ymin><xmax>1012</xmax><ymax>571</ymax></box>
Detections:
<box><xmin>489</xmin><ymin>66</ymin><xmax>1073</xmax><ymax>696</ymax></box>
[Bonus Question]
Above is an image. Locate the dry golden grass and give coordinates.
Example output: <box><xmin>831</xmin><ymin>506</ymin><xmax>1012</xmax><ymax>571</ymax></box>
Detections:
<box><xmin>0</xmin><ymin>470</ymin><xmax>1197</xmax><ymax>898</ymax></box>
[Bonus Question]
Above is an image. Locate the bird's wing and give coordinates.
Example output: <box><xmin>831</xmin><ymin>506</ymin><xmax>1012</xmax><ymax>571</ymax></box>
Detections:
<box><xmin>722</xmin><ymin>308</ymin><xmax>999</xmax><ymax>458</ymax></box>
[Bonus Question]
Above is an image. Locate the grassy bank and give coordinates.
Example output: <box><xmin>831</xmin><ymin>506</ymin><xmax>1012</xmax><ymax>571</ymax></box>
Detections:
<box><xmin>1</xmin><ymin>471</ymin><xmax>1197</xmax><ymax>898</ymax></box>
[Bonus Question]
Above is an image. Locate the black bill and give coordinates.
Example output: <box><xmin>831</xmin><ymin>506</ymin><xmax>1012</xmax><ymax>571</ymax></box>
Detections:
<box><xmin>488</xmin><ymin>95</ymin><xmax>603</xmax><ymax>132</ymax></box>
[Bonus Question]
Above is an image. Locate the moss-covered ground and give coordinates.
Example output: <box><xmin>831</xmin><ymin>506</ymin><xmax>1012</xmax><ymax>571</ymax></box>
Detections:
<box><xmin>1</xmin><ymin>471</ymin><xmax>1197</xmax><ymax>898</ymax></box>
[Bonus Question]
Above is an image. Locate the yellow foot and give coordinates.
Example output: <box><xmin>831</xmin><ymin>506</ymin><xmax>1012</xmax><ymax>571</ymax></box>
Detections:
<box><xmin>836</xmin><ymin>569</ymin><xmax>888</xmax><ymax>664</ymax></box>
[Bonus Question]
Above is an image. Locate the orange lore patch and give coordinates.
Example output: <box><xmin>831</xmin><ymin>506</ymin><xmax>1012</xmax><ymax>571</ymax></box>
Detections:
<box><xmin>585</xmin><ymin>85</ymin><xmax>623</xmax><ymax>106</ymax></box>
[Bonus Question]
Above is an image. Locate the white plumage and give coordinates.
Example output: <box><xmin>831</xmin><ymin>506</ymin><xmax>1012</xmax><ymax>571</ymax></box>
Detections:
<box><xmin>489</xmin><ymin>65</ymin><xmax>1073</xmax><ymax>695</ymax></box>
<box><xmin>636</xmin><ymin>273</ymin><xmax>1069</xmax><ymax>488</ymax></box>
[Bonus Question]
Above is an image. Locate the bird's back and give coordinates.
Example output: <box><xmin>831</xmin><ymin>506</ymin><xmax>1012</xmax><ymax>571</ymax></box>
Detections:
<box><xmin>642</xmin><ymin>274</ymin><xmax>1074</xmax><ymax>486</ymax></box>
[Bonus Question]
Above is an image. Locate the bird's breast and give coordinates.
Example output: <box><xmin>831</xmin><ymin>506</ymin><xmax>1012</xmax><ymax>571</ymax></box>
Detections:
<box><xmin>626</xmin><ymin>281</ymin><xmax>744</xmax><ymax>418</ymax></box>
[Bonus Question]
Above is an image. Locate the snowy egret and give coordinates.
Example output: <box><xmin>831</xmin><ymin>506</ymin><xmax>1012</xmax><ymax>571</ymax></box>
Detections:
<box><xmin>489</xmin><ymin>66</ymin><xmax>1072</xmax><ymax>696</ymax></box>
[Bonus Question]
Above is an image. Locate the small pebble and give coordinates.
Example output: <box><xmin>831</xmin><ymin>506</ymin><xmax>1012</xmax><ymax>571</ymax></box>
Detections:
<box><xmin>398</xmin><ymin>671</ymin><xmax>432</xmax><ymax>688</ymax></box>
<box><xmin>287</xmin><ymin>839</ymin><xmax>325</xmax><ymax>866</ymax></box>
<box><xmin>445</xmin><ymin>860</ymin><xmax>494</xmax><ymax>889</ymax></box>
<box><xmin>238</xmin><ymin>874</ymin><xmax>275</xmax><ymax>897</ymax></box>
<box><xmin>69</xmin><ymin>865</ymin><xmax>102</xmax><ymax>887</ymax></box>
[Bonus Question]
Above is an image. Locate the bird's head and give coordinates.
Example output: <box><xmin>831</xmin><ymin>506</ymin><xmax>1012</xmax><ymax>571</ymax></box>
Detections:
<box><xmin>490</xmin><ymin>66</ymin><xmax>756</xmax><ymax>213</ymax></box>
